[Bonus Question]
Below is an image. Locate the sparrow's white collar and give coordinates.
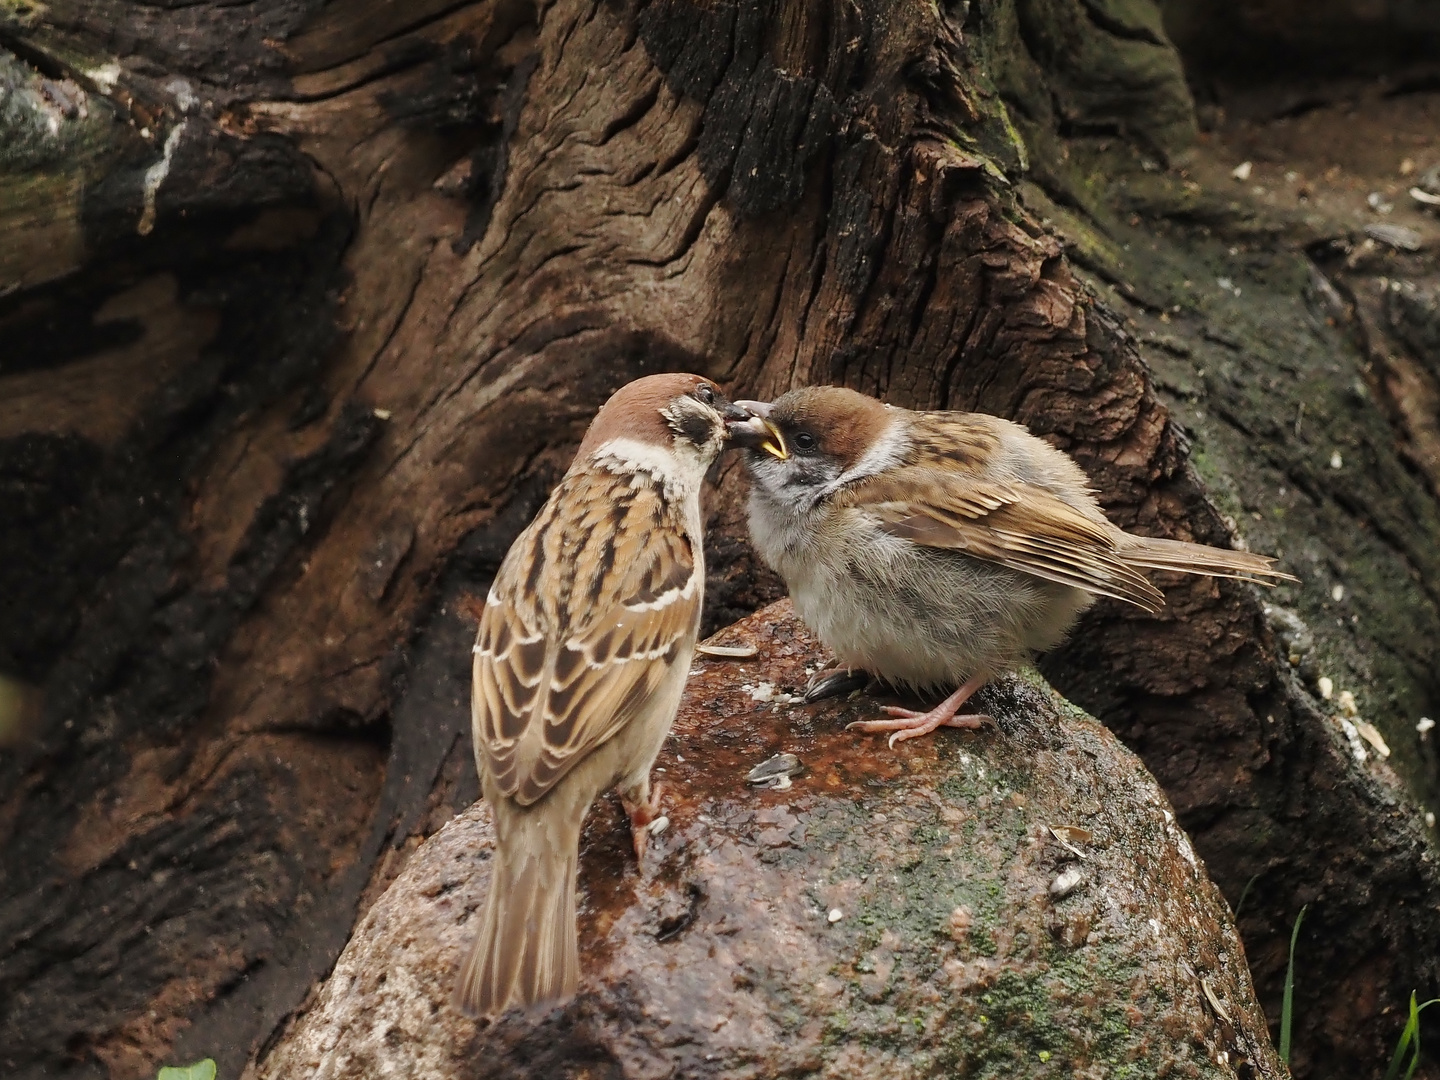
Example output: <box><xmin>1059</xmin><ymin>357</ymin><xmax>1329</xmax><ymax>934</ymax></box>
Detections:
<box><xmin>589</xmin><ymin>437</ymin><xmax>705</xmax><ymax>501</ymax></box>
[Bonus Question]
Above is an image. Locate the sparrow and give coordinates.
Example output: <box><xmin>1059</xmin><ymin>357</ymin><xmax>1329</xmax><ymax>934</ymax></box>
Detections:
<box><xmin>456</xmin><ymin>373</ymin><xmax>750</xmax><ymax>1018</ymax></box>
<box><xmin>728</xmin><ymin>386</ymin><xmax>1296</xmax><ymax>747</ymax></box>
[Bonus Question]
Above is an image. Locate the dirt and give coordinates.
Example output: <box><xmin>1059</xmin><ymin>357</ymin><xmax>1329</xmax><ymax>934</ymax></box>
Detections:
<box><xmin>1058</xmin><ymin>85</ymin><xmax>1440</xmax><ymax>824</ymax></box>
<box><xmin>1198</xmin><ymin>90</ymin><xmax>1440</xmax><ymax>241</ymax></box>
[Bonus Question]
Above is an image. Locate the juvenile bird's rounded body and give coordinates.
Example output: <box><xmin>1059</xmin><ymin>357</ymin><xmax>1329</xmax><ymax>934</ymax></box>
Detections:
<box><xmin>750</xmin><ymin>492</ymin><xmax>1094</xmax><ymax>692</ymax></box>
<box><xmin>457</xmin><ymin>373</ymin><xmax>743</xmax><ymax>1016</ymax></box>
<box><xmin>731</xmin><ymin>387</ymin><xmax>1294</xmax><ymax>740</ymax></box>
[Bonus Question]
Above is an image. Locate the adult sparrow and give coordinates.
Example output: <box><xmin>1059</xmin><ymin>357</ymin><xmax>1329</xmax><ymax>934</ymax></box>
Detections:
<box><xmin>456</xmin><ymin>373</ymin><xmax>749</xmax><ymax>1017</ymax></box>
<box><xmin>728</xmin><ymin>386</ymin><xmax>1296</xmax><ymax>747</ymax></box>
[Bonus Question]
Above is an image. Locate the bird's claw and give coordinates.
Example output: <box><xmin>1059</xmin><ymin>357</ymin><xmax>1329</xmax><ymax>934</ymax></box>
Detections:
<box><xmin>620</xmin><ymin>781</ymin><xmax>665</xmax><ymax>863</ymax></box>
<box><xmin>804</xmin><ymin>666</ymin><xmax>872</xmax><ymax>703</ymax></box>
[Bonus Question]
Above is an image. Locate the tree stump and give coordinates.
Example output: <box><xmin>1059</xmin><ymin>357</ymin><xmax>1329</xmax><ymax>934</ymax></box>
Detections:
<box><xmin>1</xmin><ymin>0</ymin><xmax>1436</xmax><ymax>1077</ymax></box>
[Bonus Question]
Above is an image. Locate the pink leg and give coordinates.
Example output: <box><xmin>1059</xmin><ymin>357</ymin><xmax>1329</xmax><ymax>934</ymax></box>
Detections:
<box><xmin>619</xmin><ymin>781</ymin><xmax>665</xmax><ymax>862</ymax></box>
<box><xmin>846</xmin><ymin>673</ymin><xmax>993</xmax><ymax>749</ymax></box>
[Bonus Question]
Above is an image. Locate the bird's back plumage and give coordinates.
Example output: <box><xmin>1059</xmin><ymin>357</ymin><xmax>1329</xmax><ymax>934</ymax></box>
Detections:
<box><xmin>459</xmin><ymin>469</ymin><xmax>700</xmax><ymax>1016</ymax></box>
<box><xmin>458</xmin><ymin>374</ymin><xmax>730</xmax><ymax>1017</ymax></box>
<box><xmin>472</xmin><ymin>471</ymin><xmax>698</xmax><ymax>807</ymax></box>
<box><xmin>841</xmin><ymin>409</ymin><xmax>1288</xmax><ymax>610</ymax></box>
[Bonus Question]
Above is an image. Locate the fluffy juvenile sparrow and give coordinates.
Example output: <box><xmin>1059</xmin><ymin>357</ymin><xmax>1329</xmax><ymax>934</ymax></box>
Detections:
<box><xmin>729</xmin><ymin>386</ymin><xmax>1296</xmax><ymax>747</ymax></box>
<box><xmin>456</xmin><ymin>373</ymin><xmax>749</xmax><ymax>1017</ymax></box>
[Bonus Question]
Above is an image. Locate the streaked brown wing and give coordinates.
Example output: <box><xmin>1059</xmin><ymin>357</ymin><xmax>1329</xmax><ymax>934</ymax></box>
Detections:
<box><xmin>843</xmin><ymin>467</ymin><xmax>1165</xmax><ymax>611</ymax></box>
<box><xmin>472</xmin><ymin>472</ymin><xmax>700</xmax><ymax>806</ymax></box>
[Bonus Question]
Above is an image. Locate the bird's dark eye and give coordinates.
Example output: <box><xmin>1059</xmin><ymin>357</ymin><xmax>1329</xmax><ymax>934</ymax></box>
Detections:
<box><xmin>793</xmin><ymin>431</ymin><xmax>818</xmax><ymax>453</ymax></box>
<box><xmin>693</xmin><ymin>384</ymin><xmax>715</xmax><ymax>405</ymax></box>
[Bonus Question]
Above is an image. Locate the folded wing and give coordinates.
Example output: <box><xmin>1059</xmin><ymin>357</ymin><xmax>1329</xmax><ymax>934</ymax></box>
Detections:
<box><xmin>843</xmin><ymin>467</ymin><xmax>1168</xmax><ymax>610</ymax></box>
<box><xmin>473</xmin><ymin>474</ymin><xmax>699</xmax><ymax>806</ymax></box>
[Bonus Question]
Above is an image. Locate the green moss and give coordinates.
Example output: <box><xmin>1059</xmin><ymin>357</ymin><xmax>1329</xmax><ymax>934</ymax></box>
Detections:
<box><xmin>796</xmin><ymin>677</ymin><xmax>1248</xmax><ymax>1076</ymax></box>
<box><xmin>0</xmin><ymin>50</ymin><xmax>123</xmax><ymax>176</ymax></box>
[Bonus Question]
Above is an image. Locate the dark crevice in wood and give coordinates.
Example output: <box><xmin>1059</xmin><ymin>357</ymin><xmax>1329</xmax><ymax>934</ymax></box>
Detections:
<box><xmin>1077</xmin><ymin>0</ymin><xmax>1167</xmax><ymax>46</ymax></box>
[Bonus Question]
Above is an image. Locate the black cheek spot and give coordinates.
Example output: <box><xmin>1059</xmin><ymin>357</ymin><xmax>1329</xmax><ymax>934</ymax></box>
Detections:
<box><xmin>676</xmin><ymin>411</ymin><xmax>714</xmax><ymax>447</ymax></box>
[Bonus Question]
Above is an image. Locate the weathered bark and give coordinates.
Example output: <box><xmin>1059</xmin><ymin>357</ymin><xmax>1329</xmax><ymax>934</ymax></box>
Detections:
<box><xmin>0</xmin><ymin>0</ymin><xmax>1437</xmax><ymax>1078</ymax></box>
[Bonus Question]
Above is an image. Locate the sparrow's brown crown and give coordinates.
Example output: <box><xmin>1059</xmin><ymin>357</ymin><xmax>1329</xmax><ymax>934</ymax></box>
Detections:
<box><xmin>577</xmin><ymin>373</ymin><xmax>728</xmax><ymax>458</ymax></box>
<box><xmin>760</xmin><ymin>386</ymin><xmax>892</xmax><ymax>471</ymax></box>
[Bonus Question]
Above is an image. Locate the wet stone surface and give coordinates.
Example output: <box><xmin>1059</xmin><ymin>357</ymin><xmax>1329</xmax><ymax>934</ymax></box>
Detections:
<box><xmin>251</xmin><ymin>601</ymin><xmax>1283</xmax><ymax>1080</ymax></box>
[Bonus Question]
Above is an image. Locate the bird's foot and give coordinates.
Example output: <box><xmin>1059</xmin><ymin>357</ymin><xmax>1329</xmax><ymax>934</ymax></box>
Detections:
<box><xmin>846</xmin><ymin>708</ymin><xmax>993</xmax><ymax>749</ymax></box>
<box><xmin>620</xmin><ymin>781</ymin><xmax>665</xmax><ymax>863</ymax></box>
<box><xmin>804</xmin><ymin>665</ymin><xmax>872</xmax><ymax>703</ymax></box>
<box><xmin>844</xmin><ymin>673</ymin><xmax>992</xmax><ymax>749</ymax></box>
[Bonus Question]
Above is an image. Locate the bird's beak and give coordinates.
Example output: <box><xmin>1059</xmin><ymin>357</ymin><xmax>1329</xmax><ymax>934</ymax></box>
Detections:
<box><xmin>726</xmin><ymin>400</ymin><xmax>787</xmax><ymax>459</ymax></box>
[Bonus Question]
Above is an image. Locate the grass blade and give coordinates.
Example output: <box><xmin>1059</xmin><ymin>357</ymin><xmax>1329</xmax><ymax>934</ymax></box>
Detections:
<box><xmin>1403</xmin><ymin>991</ymin><xmax>1423</xmax><ymax>1080</ymax></box>
<box><xmin>1235</xmin><ymin>873</ymin><xmax>1261</xmax><ymax>919</ymax></box>
<box><xmin>1383</xmin><ymin>992</ymin><xmax>1418</xmax><ymax>1080</ymax></box>
<box><xmin>1279</xmin><ymin>905</ymin><xmax>1307</xmax><ymax>1064</ymax></box>
<box><xmin>1405</xmin><ymin>999</ymin><xmax>1440</xmax><ymax>1080</ymax></box>
<box><xmin>1382</xmin><ymin>993</ymin><xmax>1440</xmax><ymax>1080</ymax></box>
<box><xmin>157</xmin><ymin>1063</ymin><xmax>216</xmax><ymax>1080</ymax></box>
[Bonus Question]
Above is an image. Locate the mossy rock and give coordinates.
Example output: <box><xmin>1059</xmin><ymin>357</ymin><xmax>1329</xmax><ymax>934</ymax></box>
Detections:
<box><xmin>256</xmin><ymin>602</ymin><xmax>1282</xmax><ymax>1080</ymax></box>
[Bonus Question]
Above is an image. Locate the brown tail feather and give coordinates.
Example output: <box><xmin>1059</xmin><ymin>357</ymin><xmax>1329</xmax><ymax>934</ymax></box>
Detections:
<box><xmin>1119</xmin><ymin>534</ymin><xmax>1298</xmax><ymax>585</ymax></box>
<box><xmin>455</xmin><ymin>803</ymin><xmax>580</xmax><ymax>1018</ymax></box>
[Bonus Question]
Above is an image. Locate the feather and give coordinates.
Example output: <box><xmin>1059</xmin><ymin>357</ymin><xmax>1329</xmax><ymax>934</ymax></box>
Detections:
<box><xmin>1117</xmin><ymin>533</ymin><xmax>1297</xmax><ymax>585</ymax></box>
<box><xmin>474</xmin><ymin>472</ymin><xmax>699</xmax><ymax>807</ymax></box>
<box><xmin>454</xmin><ymin>793</ymin><xmax>581</xmax><ymax>1016</ymax></box>
<box><xmin>850</xmin><ymin>471</ymin><xmax>1167</xmax><ymax>610</ymax></box>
